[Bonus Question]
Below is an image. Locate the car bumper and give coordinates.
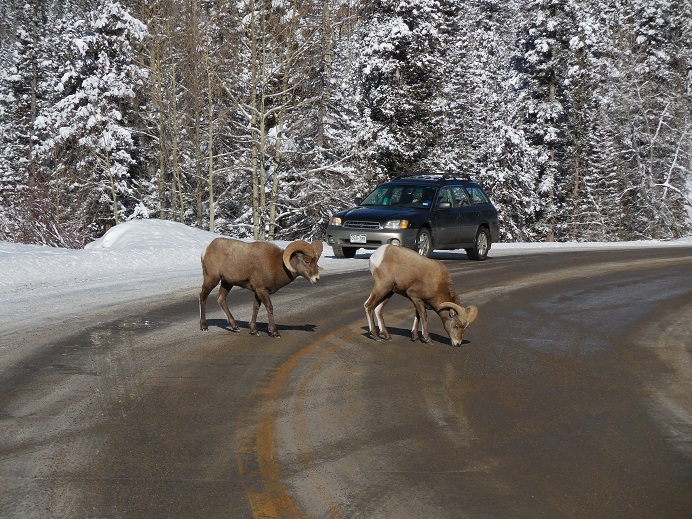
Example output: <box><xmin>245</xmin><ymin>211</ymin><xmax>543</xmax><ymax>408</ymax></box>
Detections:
<box><xmin>326</xmin><ymin>226</ymin><xmax>418</xmax><ymax>250</ymax></box>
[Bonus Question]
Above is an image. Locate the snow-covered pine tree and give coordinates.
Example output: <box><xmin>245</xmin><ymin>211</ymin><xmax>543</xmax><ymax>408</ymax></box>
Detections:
<box><xmin>561</xmin><ymin>1</ymin><xmax>623</xmax><ymax>241</ymax></box>
<box><xmin>511</xmin><ymin>0</ymin><xmax>584</xmax><ymax>242</ymax></box>
<box><xmin>446</xmin><ymin>0</ymin><xmax>541</xmax><ymax>242</ymax></box>
<box><xmin>33</xmin><ymin>1</ymin><xmax>149</xmax><ymax>245</ymax></box>
<box><xmin>355</xmin><ymin>0</ymin><xmax>456</xmax><ymax>178</ymax></box>
<box><xmin>0</xmin><ymin>0</ymin><xmax>57</xmax><ymax>244</ymax></box>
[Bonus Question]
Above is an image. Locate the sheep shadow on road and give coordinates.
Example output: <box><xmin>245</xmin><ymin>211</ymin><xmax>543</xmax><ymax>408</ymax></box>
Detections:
<box><xmin>203</xmin><ymin>318</ymin><xmax>317</xmax><ymax>335</ymax></box>
<box><xmin>359</xmin><ymin>325</ymin><xmax>470</xmax><ymax>347</ymax></box>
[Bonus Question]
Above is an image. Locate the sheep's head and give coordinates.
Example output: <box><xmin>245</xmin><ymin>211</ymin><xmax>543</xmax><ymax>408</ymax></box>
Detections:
<box><xmin>283</xmin><ymin>240</ymin><xmax>323</xmax><ymax>284</ymax></box>
<box><xmin>437</xmin><ymin>302</ymin><xmax>478</xmax><ymax>347</ymax></box>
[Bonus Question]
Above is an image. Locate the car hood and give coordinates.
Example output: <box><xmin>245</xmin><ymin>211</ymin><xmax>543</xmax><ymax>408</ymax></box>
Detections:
<box><xmin>334</xmin><ymin>205</ymin><xmax>428</xmax><ymax>222</ymax></box>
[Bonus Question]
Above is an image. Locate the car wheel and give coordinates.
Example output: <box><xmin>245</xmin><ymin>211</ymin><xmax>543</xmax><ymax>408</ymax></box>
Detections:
<box><xmin>415</xmin><ymin>228</ymin><xmax>433</xmax><ymax>257</ymax></box>
<box><xmin>333</xmin><ymin>245</ymin><xmax>357</xmax><ymax>259</ymax></box>
<box><xmin>467</xmin><ymin>228</ymin><xmax>490</xmax><ymax>261</ymax></box>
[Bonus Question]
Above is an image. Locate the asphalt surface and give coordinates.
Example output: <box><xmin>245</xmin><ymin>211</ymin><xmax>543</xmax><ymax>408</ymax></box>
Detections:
<box><xmin>1</xmin><ymin>247</ymin><xmax>691</xmax><ymax>518</ymax></box>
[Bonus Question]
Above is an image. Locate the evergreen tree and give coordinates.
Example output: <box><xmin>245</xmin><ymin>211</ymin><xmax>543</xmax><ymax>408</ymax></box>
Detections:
<box><xmin>558</xmin><ymin>0</ymin><xmax>616</xmax><ymax>240</ymax></box>
<box><xmin>511</xmin><ymin>0</ymin><xmax>585</xmax><ymax>241</ymax></box>
<box><xmin>447</xmin><ymin>0</ymin><xmax>541</xmax><ymax>242</ymax></box>
<box><xmin>0</xmin><ymin>0</ymin><xmax>55</xmax><ymax>244</ymax></box>
<box><xmin>0</xmin><ymin>0</ymin><xmax>689</xmax><ymax>246</ymax></box>
<box><xmin>33</xmin><ymin>1</ymin><xmax>149</xmax><ymax>244</ymax></box>
<box><xmin>355</xmin><ymin>0</ymin><xmax>456</xmax><ymax>177</ymax></box>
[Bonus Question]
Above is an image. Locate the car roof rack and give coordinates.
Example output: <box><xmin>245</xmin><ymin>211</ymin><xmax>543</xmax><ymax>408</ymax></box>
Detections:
<box><xmin>392</xmin><ymin>173</ymin><xmax>472</xmax><ymax>182</ymax></box>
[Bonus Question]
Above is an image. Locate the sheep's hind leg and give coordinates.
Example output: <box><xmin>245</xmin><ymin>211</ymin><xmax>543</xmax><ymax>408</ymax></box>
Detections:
<box><xmin>364</xmin><ymin>289</ymin><xmax>392</xmax><ymax>340</ymax></box>
<box><xmin>217</xmin><ymin>281</ymin><xmax>240</xmax><ymax>332</ymax></box>
<box><xmin>374</xmin><ymin>295</ymin><xmax>393</xmax><ymax>340</ymax></box>
<box><xmin>199</xmin><ymin>277</ymin><xmax>220</xmax><ymax>331</ymax></box>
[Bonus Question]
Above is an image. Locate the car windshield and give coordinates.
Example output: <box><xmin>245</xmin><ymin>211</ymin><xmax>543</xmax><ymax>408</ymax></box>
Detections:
<box><xmin>360</xmin><ymin>184</ymin><xmax>437</xmax><ymax>209</ymax></box>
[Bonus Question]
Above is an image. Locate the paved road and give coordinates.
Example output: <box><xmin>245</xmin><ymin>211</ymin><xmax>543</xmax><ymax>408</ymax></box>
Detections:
<box><xmin>1</xmin><ymin>247</ymin><xmax>691</xmax><ymax>518</ymax></box>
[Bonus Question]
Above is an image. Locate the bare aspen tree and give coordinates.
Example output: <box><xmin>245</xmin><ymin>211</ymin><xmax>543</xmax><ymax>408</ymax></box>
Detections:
<box><xmin>145</xmin><ymin>1</ymin><xmax>170</xmax><ymax>219</ymax></box>
<box><xmin>206</xmin><ymin>45</ymin><xmax>217</xmax><ymax>232</ymax></box>
<box><xmin>169</xmin><ymin>58</ymin><xmax>185</xmax><ymax>223</ymax></box>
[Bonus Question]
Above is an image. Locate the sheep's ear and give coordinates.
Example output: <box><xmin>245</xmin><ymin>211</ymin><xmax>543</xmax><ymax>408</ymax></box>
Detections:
<box><xmin>311</xmin><ymin>240</ymin><xmax>324</xmax><ymax>259</ymax></box>
<box><xmin>465</xmin><ymin>305</ymin><xmax>478</xmax><ymax>326</ymax></box>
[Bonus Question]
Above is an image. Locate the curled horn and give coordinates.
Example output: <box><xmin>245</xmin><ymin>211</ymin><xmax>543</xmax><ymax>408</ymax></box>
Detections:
<box><xmin>438</xmin><ymin>302</ymin><xmax>478</xmax><ymax>327</ymax></box>
<box><xmin>282</xmin><ymin>240</ymin><xmax>314</xmax><ymax>273</ymax></box>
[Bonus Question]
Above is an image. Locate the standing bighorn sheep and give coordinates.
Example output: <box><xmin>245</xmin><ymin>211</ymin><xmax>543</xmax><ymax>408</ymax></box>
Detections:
<box><xmin>199</xmin><ymin>238</ymin><xmax>323</xmax><ymax>337</ymax></box>
<box><xmin>364</xmin><ymin>244</ymin><xmax>478</xmax><ymax>346</ymax></box>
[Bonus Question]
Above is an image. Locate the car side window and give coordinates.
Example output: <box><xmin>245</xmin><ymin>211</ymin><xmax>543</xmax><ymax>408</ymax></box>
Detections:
<box><xmin>465</xmin><ymin>186</ymin><xmax>490</xmax><ymax>205</ymax></box>
<box><xmin>450</xmin><ymin>186</ymin><xmax>471</xmax><ymax>207</ymax></box>
<box><xmin>437</xmin><ymin>187</ymin><xmax>453</xmax><ymax>206</ymax></box>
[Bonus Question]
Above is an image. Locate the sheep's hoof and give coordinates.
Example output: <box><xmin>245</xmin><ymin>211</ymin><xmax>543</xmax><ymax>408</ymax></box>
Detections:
<box><xmin>368</xmin><ymin>332</ymin><xmax>382</xmax><ymax>341</ymax></box>
<box><xmin>200</xmin><ymin>322</ymin><xmax>208</xmax><ymax>331</ymax></box>
<box><xmin>269</xmin><ymin>332</ymin><xmax>281</xmax><ymax>338</ymax></box>
<box><xmin>249</xmin><ymin>330</ymin><xmax>259</xmax><ymax>336</ymax></box>
<box><xmin>421</xmin><ymin>337</ymin><xmax>433</xmax><ymax>344</ymax></box>
<box><xmin>229</xmin><ymin>326</ymin><xmax>240</xmax><ymax>332</ymax></box>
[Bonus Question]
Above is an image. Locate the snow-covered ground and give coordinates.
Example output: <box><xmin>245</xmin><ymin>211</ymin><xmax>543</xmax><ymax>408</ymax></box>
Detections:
<box><xmin>1</xmin><ymin>218</ymin><xmax>691</xmax><ymax>340</ymax></box>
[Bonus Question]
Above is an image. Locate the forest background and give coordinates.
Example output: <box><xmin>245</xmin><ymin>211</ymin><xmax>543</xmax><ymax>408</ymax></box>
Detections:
<box><xmin>0</xmin><ymin>0</ymin><xmax>690</xmax><ymax>248</ymax></box>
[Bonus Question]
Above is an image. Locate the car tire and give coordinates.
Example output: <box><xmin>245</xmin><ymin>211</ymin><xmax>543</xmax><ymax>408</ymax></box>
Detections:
<box><xmin>415</xmin><ymin>228</ymin><xmax>433</xmax><ymax>257</ymax></box>
<box><xmin>467</xmin><ymin>228</ymin><xmax>490</xmax><ymax>261</ymax></box>
<box><xmin>333</xmin><ymin>245</ymin><xmax>357</xmax><ymax>259</ymax></box>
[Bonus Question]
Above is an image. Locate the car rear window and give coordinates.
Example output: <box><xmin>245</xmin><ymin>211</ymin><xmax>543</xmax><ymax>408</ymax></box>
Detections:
<box><xmin>465</xmin><ymin>186</ymin><xmax>491</xmax><ymax>205</ymax></box>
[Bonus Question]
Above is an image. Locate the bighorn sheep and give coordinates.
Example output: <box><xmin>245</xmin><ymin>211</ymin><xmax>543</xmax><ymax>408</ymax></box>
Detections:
<box><xmin>199</xmin><ymin>238</ymin><xmax>323</xmax><ymax>337</ymax></box>
<box><xmin>364</xmin><ymin>244</ymin><xmax>478</xmax><ymax>346</ymax></box>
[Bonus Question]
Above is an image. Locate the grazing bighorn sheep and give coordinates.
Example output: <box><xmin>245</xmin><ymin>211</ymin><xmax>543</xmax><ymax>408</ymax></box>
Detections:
<box><xmin>199</xmin><ymin>238</ymin><xmax>323</xmax><ymax>337</ymax></box>
<box><xmin>364</xmin><ymin>244</ymin><xmax>478</xmax><ymax>346</ymax></box>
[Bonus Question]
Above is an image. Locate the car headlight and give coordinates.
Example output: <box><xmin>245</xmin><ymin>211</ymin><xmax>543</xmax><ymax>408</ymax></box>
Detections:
<box><xmin>330</xmin><ymin>216</ymin><xmax>343</xmax><ymax>226</ymax></box>
<box><xmin>384</xmin><ymin>219</ymin><xmax>410</xmax><ymax>229</ymax></box>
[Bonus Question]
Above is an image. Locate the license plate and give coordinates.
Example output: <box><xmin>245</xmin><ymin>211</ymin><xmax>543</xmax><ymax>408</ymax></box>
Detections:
<box><xmin>350</xmin><ymin>234</ymin><xmax>367</xmax><ymax>244</ymax></box>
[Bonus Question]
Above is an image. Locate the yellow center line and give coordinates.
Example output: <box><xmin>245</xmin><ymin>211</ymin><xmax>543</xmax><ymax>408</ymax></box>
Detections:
<box><xmin>236</xmin><ymin>307</ymin><xmax>413</xmax><ymax>518</ymax></box>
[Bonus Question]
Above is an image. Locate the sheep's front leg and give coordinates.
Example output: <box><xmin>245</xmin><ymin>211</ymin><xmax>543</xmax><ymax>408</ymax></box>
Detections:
<box><xmin>411</xmin><ymin>308</ymin><xmax>425</xmax><ymax>342</ymax></box>
<box><xmin>410</xmin><ymin>298</ymin><xmax>432</xmax><ymax>343</ymax></box>
<box><xmin>249</xmin><ymin>294</ymin><xmax>261</xmax><ymax>336</ymax></box>
<box><xmin>256</xmin><ymin>288</ymin><xmax>280</xmax><ymax>338</ymax></box>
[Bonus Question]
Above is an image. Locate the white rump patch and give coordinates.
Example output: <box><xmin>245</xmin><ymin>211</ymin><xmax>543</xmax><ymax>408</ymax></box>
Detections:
<box><xmin>369</xmin><ymin>245</ymin><xmax>389</xmax><ymax>273</ymax></box>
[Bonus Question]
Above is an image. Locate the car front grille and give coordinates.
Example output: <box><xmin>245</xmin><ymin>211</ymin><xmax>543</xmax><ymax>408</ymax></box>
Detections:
<box><xmin>344</xmin><ymin>220</ymin><xmax>381</xmax><ymax>230</ymax></box>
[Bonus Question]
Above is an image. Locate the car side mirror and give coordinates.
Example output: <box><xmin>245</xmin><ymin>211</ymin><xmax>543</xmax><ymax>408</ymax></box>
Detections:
<box><xmin>355</xmin><ymin>197</ymin><xmax>362</xmax><ymax>205</ymax></box>
<box><xmin>438</xmin><ymin>201</ymin><xmax>451</xmax><ymax>210</ymax></box>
